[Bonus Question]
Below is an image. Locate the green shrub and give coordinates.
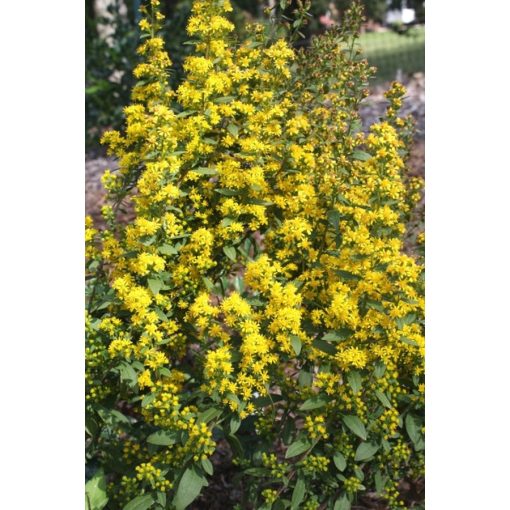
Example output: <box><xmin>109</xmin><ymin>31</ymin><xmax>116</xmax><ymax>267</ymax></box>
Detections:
<box><xmin>85</xmin><ymin>1</ymin><xmax>424</xmax><ymax>509</ymax></box>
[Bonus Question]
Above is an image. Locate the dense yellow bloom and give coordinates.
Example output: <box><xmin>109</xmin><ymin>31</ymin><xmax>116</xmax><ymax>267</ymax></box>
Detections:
<box><xmin>336</xmin><ymin>347</ymin><xmax>369</xmax><ymax>369</ymax></box>
<box><xmin>108</xmin><ymin>337</ymin><xmax>134</xmax><ymax>359</ymax></box>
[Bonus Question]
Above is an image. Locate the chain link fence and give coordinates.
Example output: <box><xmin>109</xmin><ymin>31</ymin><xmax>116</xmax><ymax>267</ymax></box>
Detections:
<box><xmin>359</xmin><ymin>24</ymin><xmax>425</xmax><ymax>83</ymax></box>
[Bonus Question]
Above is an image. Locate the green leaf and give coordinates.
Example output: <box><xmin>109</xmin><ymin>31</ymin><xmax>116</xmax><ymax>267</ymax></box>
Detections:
<box><xmin>201</xmin><ymin>458</ymin><xmax>214</xmax><ymax>476</ymax></box>
<box><xmin>85</xmin><ymin>470</ymin><xmax>108</xmax><ymax>510</ymax></box>
<box><xmin>148</xmin><ymin>278</ymin><xmax>162</xmax><ymax>295</ymax></box>
<box><xmin>342</xmin><ymin>415</ymin><xmax>367</xmax><ymax>440</ymax></box>
<box><xmin>290</xmin><ymin>335</ymin><xmax>302</xmax><ymax>356</ymax></box>
<box><xmin>215</xmin><ymin>188</ymin><xmax>241</xmax><ymax>196</ymax></box>
<box><xmin>202</xmin><ymin>276</ymin><xmax>216</xmax><ymax>292</ymax></box>
<box><xmin>333</xmin><ymin>452</ymin><xmax>347</xmax><ymax>472</ymax></box>
<box><xmin>95</xmin><ymin>299</ymin><xmax>112</xmax><ymax>311</ymax></box>
<box><xmin>285</xmin><ymin>439</ymin><xmax>312</xmax><ymax>458</ymax></box>
<box><xmin>374</xmin><ymin>361</ymin><xmax>386</xmax><ymax>378</ymax></box>
<box><xmin>158</xmin><ymin>367</ymin><xmax>171</xmax><ymax>378</ymax></box>
<box><xmin>155</xmin><ymin>492</ymin><xmax>166</xmax><ymax>507</ymax></box>
<box><xmin>220</xmin><ymin>217</ymin><xmax>235</xmax><ymax>227</ymax></box>
<box><xmin>97</xmin><ymin>407</ymin><xmax>130</xmax><ymax>426</ymax></box>
<box><xmin>396</xmin><ymin>312</ymin><xmax>417</xmax><ymax>329</ymax></box>
<box><xmin>374</xmin><ymin>470</ymin><xmax>387</xmax><ymax>494</ymax></box>
<box><xmin>312</xmin><ymin>338</ymin><xmax>337</xmax><ymax>355</ymax></box>
<box><xmin>327</xmin><ymin>209</ymin><xmax>341</xmax><ymax>229</ymax></box>
<box><xmin>354</xmin><ymin>442</ymin><xmax>379</xmax><ymax>462</ymax></box>
<box><xmin>298</xmin><ymin>372</ymin><xmax>313</xmax><ymax>387</ymax></box>
<box><xmin>346</xmin><ymin>371</ymin><xmax>362</xmax><ymax>395</ymax></box>
<box><xmin>223</xmin><ymin>246</ymin><xmax>237</xmax><ymax>261</ymax></box>
<box><xmin>147</xmin><ymin>430</ymin><xmax>178</xmax><ymax>446</ymax></box>
<box><xmin>118</xmin><ymin>362</ymin><xmax>138</xmax><ymax>389</ymax></box>
<box><xmin>227</xmin><ymin>124</ymin><xmax>239</xmax><ymax>137</ymax></box>
<box><xmin>227</xmin><ymin>433</ymin><xmax>244</xmax><ymax>456</ymax></box>
<box><xmin>334</xmin><ymin>494</ymin><xmax>351</xmax><ymax>510</ymax></box>
<box><xmin>365</xmin><ymin>298</ymin><xmax>385</xmax><ymax>312</ymax></box>
<box><xmin>193</xmin><ymin>166</ymin><xmax>218</xmax><ymax>176</ymax></box>
<box><xmin>158</xmin><ymin>244</ymin><xmax>178</xmax><ymax>256</ymax></box>
<box><xmin>213</xmin><ymin>96</ymin><xmax>235</xmax><ymax>103</ymax></box>
<box><xmin>334</xmin><ymin>269</ymin><xmax>361</xmax><ymax>281</ymax></box>
<box><xmin>230</xmin><ymin>415</ymin><xmax>242</xmax><ymax>434</ymax></box>
<box><xmin>226</xmin><ymin>392</ymin><xmax>242</xmax><ymax>408</ymax></box>
<box><xmin>375</xmin><ymin>390</ymin><xmax>392</xmax><ymax>409</ymax></box>
<box><xmin>233</xmin><ymin>276</ymin><xmax>244</xmax><ymax>293</ymax></box>
<box><xmin>353</xmin><ymin>150</ymin><xmax>371</xmax><ymax>161</ymax></box>
<box><xmin>299</xmin><ymin>395</ymin><xmax>329</xmax><ymax>411</ymax></box>
<box><xmin>198</xmin><ymin>407</ymin><xmax>222</xmax><ymax>424</ymax></box>
<box><xmin>400</xmin><ymin>336</ymin><xmax>419</xmax><ymax>347</ymax></box>
<box><xmin>173</xmin><ymin>467</ymin><xmax>208</xmax><ymax>510</ymax></box>
<box><xmin>322</xmin><ymin>328</ymin><xmax>354</xmax><ymax>342</ymax></box>
<box><xmin>247</xmin><ymin>297</ymin><xmax>264</xmax><ymax>307</ymax></box>
<box><xmin>141</xmin><ymin>393</ymin><xmax>156</xmax><ymax>408</ymax></box>
<box><xmin>353</xmin><ymin>464</ymin><xmax>365</xmax><ymax>481</ymax></box>
<box><xmin>85</xmin><ymin>414</ymin><xmax>99</xmax><ymax>438</ymax></box>
<box><xmin>245</xmin><ymin>197</ymin><xmax>273</xmax><ymax>206</ymax></box>
<box><xmin>273</xmin><ymin>500</ymin><xmax>286</xmax><ymax>510</ymax></box>
<box><xmin>243</xmin><ymin>467</ymin><xmax>267</xmax><ymax>477</ymax></box>
<box><xmin>140</xmin><ymin>235</ymin><xmax>156</xmax><ymax>246</ymax></box>
<box><xmin>282</xmin><ymin>419</ymin><xmax>293</xmax><ymax>445</ymax></box>
<box><xmin>414</xmin><ymin>436</ymin><xmax>425</xmax><ymax>451</ymax></box>
<box><xmin>405</xmin><ymin>414</ymin><xmax>421</xmax><ymax>445</ymax></box>
<box><xmin>123</xmin><ymin>494</ymin><xmax>154</xmax><ymax>510</ymax></box>
<box><xmin>154</xmin><ymin>307</ymin><xmax>168</xmax><ymax>322</ymax></box>
<box><xmin>291</xmin><ymin>477</ymin><xmax>306</xmax><ymax>510</ymax></box>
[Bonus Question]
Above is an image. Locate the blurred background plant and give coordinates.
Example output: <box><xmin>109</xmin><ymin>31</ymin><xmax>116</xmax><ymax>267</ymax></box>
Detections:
<box><xmin>86</xmin><ymin>0</ymin><xmax>424</xmax><ymax>151</ymax></box>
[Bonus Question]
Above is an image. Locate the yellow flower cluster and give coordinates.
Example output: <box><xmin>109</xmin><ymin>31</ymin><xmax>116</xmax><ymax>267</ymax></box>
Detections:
<box><xmin>304</xmin><ymin>415</ymin><xmax>329</xmax><ymax>441</ymax></box>
<box><xmin>261</xmin><ymin>452</ymin><xmax>287</xmax><ymax>479</ymax></box>
<box><xmin>302</xmin><ymin>455</ymin><xmax>330</xmax><ymax>475</ymax></box>
<box><xmin>135</xmin><ymin>463</ymin><xmax>172</xmax><ymax>491</ymax></box>
<box><xmin>344</xmin><ymin>476</ymin><xmax>363</xmax><ymax>494</ymax></box>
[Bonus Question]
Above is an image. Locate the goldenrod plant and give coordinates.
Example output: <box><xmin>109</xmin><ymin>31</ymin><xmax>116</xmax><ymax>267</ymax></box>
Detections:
<box><xmin>85</xmin><ymin>1</ymin><xmax>424</xmax><ymax>509</ymax></box>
